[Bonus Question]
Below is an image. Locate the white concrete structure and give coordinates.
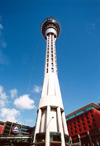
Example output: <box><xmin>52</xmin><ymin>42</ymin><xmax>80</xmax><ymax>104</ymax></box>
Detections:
<box><xmin>33</xmin><ymin>17</ymin><xmax>68</xmax><ymax>146</ymax></box>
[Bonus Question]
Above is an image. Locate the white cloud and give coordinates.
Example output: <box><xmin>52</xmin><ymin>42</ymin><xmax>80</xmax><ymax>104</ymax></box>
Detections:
<box><xmin>0</xmin><ymin>85</ymin><xmax>8</xmax><ymax>100</ymax></box>
<box><xmin>0</xmin><ymin>100</ymin><xmax>5</xmax><ymax>107</ymax></box>
<box><xmin>0</xmin><ymin>24</ymin><xmax>3</xmax><ymax>29</ymax></box>
<box><xmin>0</xmin><ymin>108</ymin><xmax>20</xmax><ymax>123</ymax></box>
<box><xmin>10</xmin><ymin>88</ymin><xmax>17</xmax><ymax>98</ymax></box>
<box><xmin>14</xmin><ymin>94</ymin><xmax>36</xmax><ymax>110</ymax></box>
<box><xmin>0</xmin><ymin>50</ymin><xmax>9</xmax><ymax>65</ymax></box>
<box><xmin>33</xmin><ymin>85</ymin><xmax>41</xmax><ymax>93</ymax></box>
<box><xmin>2</xmin><ymin>42</ymin><xmax>7</xmax><ymax>48</ymax></box>
<box><xmin>0</xmin><ymin>85</ymin><xmax>8</xmax><ymax>108</ymax></box>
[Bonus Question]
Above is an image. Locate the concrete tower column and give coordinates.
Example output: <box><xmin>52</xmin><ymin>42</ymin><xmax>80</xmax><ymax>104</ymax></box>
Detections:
<box><xmin>57</xmin><ymin>107</ymin><xmax>65</xmax><ymax>146</ymax></box>
<box><xmin>62</xmin><ymin>111</ymin><xmax>68</xmax><ymax>135</ymax></box>
<box><xmin>45</xmin><ymin>105</ymin><xmax>50</xmax><ymax>146</ymax></box>
<box><xmin>33</xmin><ymin>108</ymin><xmax>42</xmax><ymax>143</ymax></box>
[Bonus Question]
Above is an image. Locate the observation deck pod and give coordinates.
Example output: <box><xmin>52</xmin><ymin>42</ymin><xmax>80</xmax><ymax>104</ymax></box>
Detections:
<box><xmin>40</xmin><ymin>16</ymin><xmax>62</xmax><ymax>39</ymax></box>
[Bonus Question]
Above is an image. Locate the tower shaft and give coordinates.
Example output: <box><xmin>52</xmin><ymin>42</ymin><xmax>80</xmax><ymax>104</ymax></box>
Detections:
<box><xmin>33</xmin><ymin>17</ymin><xmax>68</xmax><ymax>146</ymax></box>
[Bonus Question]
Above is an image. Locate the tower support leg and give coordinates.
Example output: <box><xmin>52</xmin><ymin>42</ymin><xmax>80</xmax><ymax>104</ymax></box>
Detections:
<box><xmin>45</xmin><ymin>106</ymin><xmax>50</xmax><ymax>146</ymax></box>
<box><xmin>57</xmin><ymin>107</ymin><xmax>65</xmax><ymax>146</ymax></box>
<box><xmin>33</xmin><ymin>109</ymin><xmax>42</xmax><ymax>143</ymax></box>
<box><xmin>62</xmin><ymin>112</ymin><xmax>68</xmax><ymax>135</ymax></box>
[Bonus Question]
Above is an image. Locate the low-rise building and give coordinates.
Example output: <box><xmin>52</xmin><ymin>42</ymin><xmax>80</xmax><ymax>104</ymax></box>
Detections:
<box><xmin>0</xmin><ymin>121</ymin><xmax>35</xmax><ymax>146</ymax></box>
<box><xmin>66</xmin><ymin>102</ymin><xmax>100</xmax><ymax>146</ymax></box>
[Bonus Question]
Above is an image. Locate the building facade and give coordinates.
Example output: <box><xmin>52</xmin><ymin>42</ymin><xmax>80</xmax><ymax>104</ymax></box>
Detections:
<box><xmin>66</xmin><ymin>102</ymin><xmax>100</xmax><ymax>146</ymax></box>
<box><xmin>0</xmin><ymin>121</ymin><xmax>34</xmax><ymax>146</ymax></box>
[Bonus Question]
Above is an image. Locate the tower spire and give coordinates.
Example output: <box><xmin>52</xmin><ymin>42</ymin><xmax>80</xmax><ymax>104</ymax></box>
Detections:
<box><xmin>33</xmin><ymin>17</ymin><xmax>68</xmax><ymax>146</ymax></box>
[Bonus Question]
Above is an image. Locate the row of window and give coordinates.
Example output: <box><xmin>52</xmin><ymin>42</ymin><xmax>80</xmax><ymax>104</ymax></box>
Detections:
<box><xmin>70</xmin><ymin>123</ymin><xmax>97</xmax><ymax>135</ymax></box>
<box><xmin>69</xmin><ymin>114</ymin><xmax>94</xmax><ymax>126</ymax></box>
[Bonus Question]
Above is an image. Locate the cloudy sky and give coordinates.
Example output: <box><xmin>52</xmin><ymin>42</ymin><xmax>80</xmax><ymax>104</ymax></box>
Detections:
<box><xmin>0</xmin><ymin>0</ymin><xmax>100</xmax><ymax>127</ymax></box>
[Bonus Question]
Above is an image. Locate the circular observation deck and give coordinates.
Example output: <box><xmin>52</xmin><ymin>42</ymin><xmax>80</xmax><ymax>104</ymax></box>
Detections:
<box><xmin>40</xmin><ymin>16</ymin><xmax>62</xmax><ymax>39</ymax></box>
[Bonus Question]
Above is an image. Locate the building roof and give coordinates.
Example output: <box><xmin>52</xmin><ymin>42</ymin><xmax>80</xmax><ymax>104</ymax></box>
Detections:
<box><xmin>66</xmin><ymin>102</ymin><xmax>100</xmax><ymax>119</ymax></box>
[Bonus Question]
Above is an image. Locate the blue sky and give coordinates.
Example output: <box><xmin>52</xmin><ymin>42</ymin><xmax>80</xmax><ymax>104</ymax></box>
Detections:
<box><xmin>0</xmin><ymin>0</ymin><xmax>100</xmax><ymax>127</ymax></box>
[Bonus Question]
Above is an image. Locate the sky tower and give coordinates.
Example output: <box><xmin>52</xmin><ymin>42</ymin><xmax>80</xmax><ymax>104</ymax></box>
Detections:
<box><xmin>33</xmin><ymin>17</ymin><xmax>68</xmax><ymax>146</ymax></box>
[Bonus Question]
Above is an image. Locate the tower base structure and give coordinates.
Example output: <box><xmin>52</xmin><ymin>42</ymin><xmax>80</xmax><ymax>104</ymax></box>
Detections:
<box><xmin>34</xmin><ymin>106</ymin><xmax>69</xmax><ymax>146</ymax></box>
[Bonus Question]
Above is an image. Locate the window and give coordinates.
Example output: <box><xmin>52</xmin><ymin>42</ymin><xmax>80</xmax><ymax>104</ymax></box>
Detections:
<box><xmin>74</xmin><ymin>126</ymin><xmax>76</xmax><ymax>129</ymax></box>
<box><xmin>50</xmin><ymin>132</ymin><xmax>61</xmax><ymax>142</ymax></box>
<box><xmin>36</xmin><ymin>133</ymin><xmax>45</xmax><ymax>142</ymax></box>
<box><xmin>86</xmin><ymin>116</ymin><xmax>89</xmax><ymax>120</ymax></box>
<box><xmin>88</xmin><ymin>125</ymin><xmax>91</xmax><ymax>129</ymax></box>
<box><xmin>82</xmin><ymin>123</ymin><xmax>85</xmax><ymax>126</ymax></box>
<box><xmin>85</xmin><ymin>112</ymin><xmax>88</xmax><ymax>116</ymax></box>
<box><xmin>92</xmin><ymin>119</ymin><xmax>95</xmax><ymax>122</ymax></box>
<box><xmin>87</xmin><ymin>121</ymin><xmax>90</xmax><ymax>124</ymax></box>
<box><xmin>94</xmin><ymin>123</ymin><xmax>97</xmax><ymax>127</ymax></box>
<box><xmin>78</xmin><ymin>124</ymin><xmax>80</xmax><ymax>127</ymax></box>
<box><xmin>71</xmin><ymin>132</ymin><xmax>73</xmax><ymax>135</ymax></box>
<box><xmin>73</xmin><ymin>122</ymin><xmax>75</xmax><ymax>125</ymax></box>
<box><xmin>46</xmin><ymin>69</ymin><xmax>48</xmax><ymax>73</ymax></box>
<box><xmin>91</xmin><ymin>114</ymin><xmax>94</xmax><ymax>118</ymax></box>
<box><xmin>89</xmin><ymin>110</ymin><xmax>92</xmax><ymax>113</ymax></box>
<box><xmin>79</xmin><ymin>129</ymin><xmax>81</xmax><ymax>132</ymax></box>
<box><xmin>84</xmin><ymin>127</ymin><xmax>86</xmax><ymax>130</ymax></box>
<box><xmin>70</xmin><ymin>127</ymin><xmax>72</xmax><ymax>130</ymax></box>
<box><xmin>82</xmin><ymin>118</ymin><xmax>84</xmax><ymax>121</ymax></box>
<box><xmin>75</xmin><ymin>130</ymin><xmax>77</xmax><ymax>133</ymax></box>
<box><xmin>51</xmin><ymin>68</ymin><xmax>54</xmax><ymax>72</ymax></box>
